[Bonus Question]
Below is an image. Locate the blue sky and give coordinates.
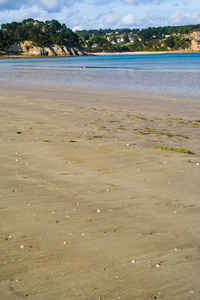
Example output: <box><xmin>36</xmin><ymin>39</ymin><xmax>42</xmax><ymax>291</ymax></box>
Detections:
<box><xmin>0</xmin><ymin>0</ymin><xmax>199</xmax><ymax>30</ymax></box>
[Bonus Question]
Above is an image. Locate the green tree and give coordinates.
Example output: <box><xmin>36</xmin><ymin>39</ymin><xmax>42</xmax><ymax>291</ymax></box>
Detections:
<box><xmin>0</xmin><ymin>19</ymin><xmax>81</xmax><ymax>48</ymax></box>
<box><xmin>166</xmin><ymin>36</ymin><xmax>175</xmax><ymax>48</ymax></box>
<box><xmin>124</xmin><ymin>33</ymin><xmax>130</xmax><ymax>43</ymax></box>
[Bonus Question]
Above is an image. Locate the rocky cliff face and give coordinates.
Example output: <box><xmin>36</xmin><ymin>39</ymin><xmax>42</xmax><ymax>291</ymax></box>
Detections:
<box><xmin>188</xmin><ymin>31</ymin><xmax>200</xmax><ymax>52</ymax></box>
<box><xmin>6</xmin><ymin>41</ymin><xmax>86</xmax><ymax>56</ymax></box>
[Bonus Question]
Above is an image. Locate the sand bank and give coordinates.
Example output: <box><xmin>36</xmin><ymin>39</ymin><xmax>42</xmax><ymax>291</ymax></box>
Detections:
<box><xmin>94</xmin><ymin>51</ymin><xmax>169</xmax><ymax>55</ymax></box>
<box><xmin>0</xmin><ymin>85</ymin><xmax>200</xmax><ymax>299</ymax></box>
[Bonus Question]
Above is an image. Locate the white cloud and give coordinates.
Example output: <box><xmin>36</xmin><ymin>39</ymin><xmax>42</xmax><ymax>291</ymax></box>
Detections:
<box><xmin>92</xmin><ymin>0</ymin><xmax>113</xmax><ymax>4</ymax></box>
<box><xmin>121</xmin><ymin>13</ymin><xmax>134</xmax><ymax>25</ymax></box>
<box><xmin>122</xmin><ymin>0</ymin><xmax>165</xmax><ymax>4</ymax></box>
<box><xmin>94</xmin><ymin>9</ymin><xmax>113</xmax><ymax>21</ymax></box>
<box><xmin>120</xmin><ymin>11</ymin><xmax>162</xmax><ymax>28</ymax></box>
<box><xmin>40</xmin><ymin>0</ymin><xmax>61</xmax><ymax>11</ymax></box>
<box><xmin>72</xmin><ymin>24</ymin><xmax>84</xmax><ymax>31</ymax></box>
<box><xmin>169</xmin><ymin>9</ymin><xmax>200</xmax><ymax>25</ymax></box>
<box><xmin>13</xmin><ymin>9</ymin><xmax>45</xmax><ymax>22</ymax></box>
<box><xmin>103</xmin><ymin>15</ymin><xmax>120</xmax><ymax>27</ymax></box>
<box><xmin>1</xmin><ymin>0</ymin><xmax>200</xmax><ymax>30</ymax></box>
<box><xmin>92</xmin><ymin>0</ymin><xmax>166</xmax><ymax>5</ymax></box>
<box><xmin>0</xmin><ymin>0</ymin><xmax>83</xmax><ymax>12</ymax></box>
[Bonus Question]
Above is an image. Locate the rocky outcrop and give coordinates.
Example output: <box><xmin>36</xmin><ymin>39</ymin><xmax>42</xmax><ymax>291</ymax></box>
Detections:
<box><xmin>6</xmin><ymin>40</ymin><xmax>86</xmax><ymax>56</ymax></box>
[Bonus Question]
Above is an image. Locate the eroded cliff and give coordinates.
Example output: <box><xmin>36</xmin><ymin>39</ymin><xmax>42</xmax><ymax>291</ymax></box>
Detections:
<box><xmin>6</xmin><ymin>40</ymin><xmax>86</xmax><ymax>56</ymax></box>
<box><xmin>188</xmin><ymin>31</ymin><xmax>200</xmax><ymax>52</ymax></box>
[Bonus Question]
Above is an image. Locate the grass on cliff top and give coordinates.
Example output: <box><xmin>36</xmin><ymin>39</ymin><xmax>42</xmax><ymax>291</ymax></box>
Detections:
<box><xmin>148</xmin><ymin>146</ymin><xmax>195</xmax><ymax>155</ymax></box>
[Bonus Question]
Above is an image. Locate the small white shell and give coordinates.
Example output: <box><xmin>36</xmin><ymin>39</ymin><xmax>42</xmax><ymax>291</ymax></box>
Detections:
<box><xmin>156</xmin><ymin>263</ymin><xmax>161</xmax><ymax>267</ymax></box>
<box><xmin>131</xmin><ymin>260</ymin><xmax>136</xmax><ymax>263</ymax></box>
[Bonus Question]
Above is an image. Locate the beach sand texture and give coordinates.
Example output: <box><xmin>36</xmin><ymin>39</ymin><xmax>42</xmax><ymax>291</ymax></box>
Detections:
<box><xmin>0</xmin><ymin>86</ymin><xmax>200</xmax><ymax>299</ymax></box>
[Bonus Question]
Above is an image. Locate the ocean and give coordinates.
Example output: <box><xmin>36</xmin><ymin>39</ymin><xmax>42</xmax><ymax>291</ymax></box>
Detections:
<box><xmin>0</xmin><ymin>53</ymin><xmax>200</xmax><ymax>100</ymax></box>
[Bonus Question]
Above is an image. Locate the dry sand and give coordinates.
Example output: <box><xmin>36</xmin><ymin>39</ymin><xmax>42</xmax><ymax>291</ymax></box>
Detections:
<box><xmin>0</xmin><ymin>85</ymin><xmax>200</xmax><ymax>299</ymax></box>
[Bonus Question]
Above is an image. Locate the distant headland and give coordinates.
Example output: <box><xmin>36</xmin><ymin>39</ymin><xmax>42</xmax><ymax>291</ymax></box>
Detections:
<box><xmin>0</xmin><ymin>19</ymin><xmax>199</xmax><ymax>57</ymax></box>
<box><xmin>0</xmin><ymin>19</ymin><xmax>86</xmax><ymax>57</ymax></box>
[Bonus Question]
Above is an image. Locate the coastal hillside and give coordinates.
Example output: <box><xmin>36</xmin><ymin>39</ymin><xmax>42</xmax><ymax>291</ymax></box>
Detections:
<box><xmin>76</xmin><ymin>24</ymin><xmax>200</xmax><ymax>53</ymax></box>
<box><xmin>0</xmin><ymin>19</ymin><xmax>86</xmax><ymax>57</ymax></box>
<box><xmin>0</xmin><ymin>19</ymin><xmax>200</xmax><ymax>56</ymax></box>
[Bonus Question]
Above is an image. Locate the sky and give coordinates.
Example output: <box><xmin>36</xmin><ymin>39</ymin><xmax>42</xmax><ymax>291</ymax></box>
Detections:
<box><xmin>0</xmin><ymin>0</ymin><xmax>200</xmax><ymax>31</ymax></box>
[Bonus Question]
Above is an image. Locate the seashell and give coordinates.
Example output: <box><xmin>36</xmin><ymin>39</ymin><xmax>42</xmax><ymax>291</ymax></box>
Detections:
<box><xmin>62</xmin><ymin>241</ymin><xmax>68</xmax><ymax>245</ymax></box>
<box><xmin>131</xmin><ymin>260</ymin><xmax>136</xmax><ymax>263</ymax></box>
<box><xmin>156</xmin><ymin>263</ymin><xmax>161</xmax><ymax>267</ymax></box>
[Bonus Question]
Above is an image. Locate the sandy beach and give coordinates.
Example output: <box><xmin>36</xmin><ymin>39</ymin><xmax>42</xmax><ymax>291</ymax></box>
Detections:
<box><xmin>0</xmin><ymin>84</ymin><xmax>200</xmax><ymax>299</ymax></box>
<box><xmin>93</xmin><ymin>50</ymin><xmax>194</xmax><ymax>56</ymax></box>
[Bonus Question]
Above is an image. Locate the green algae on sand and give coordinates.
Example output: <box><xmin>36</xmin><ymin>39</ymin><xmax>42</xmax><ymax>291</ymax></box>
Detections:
<box><xmin>148</xmin><ymin>146</ymin><xmax>195</xmax><ymax>155</ymax></box>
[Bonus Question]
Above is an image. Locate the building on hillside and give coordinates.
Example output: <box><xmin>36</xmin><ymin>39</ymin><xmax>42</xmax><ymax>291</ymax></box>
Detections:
<box><xmin>129</xmin><ymin>37</ymin><xmax>134</xmax><ymax>43</ymax></box>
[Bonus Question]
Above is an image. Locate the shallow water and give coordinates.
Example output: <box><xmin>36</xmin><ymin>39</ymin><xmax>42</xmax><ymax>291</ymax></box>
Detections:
<box><xmin>0</xmin><ymin>53</ymin><xmax>200</xmax><ymax>100</ymax></box>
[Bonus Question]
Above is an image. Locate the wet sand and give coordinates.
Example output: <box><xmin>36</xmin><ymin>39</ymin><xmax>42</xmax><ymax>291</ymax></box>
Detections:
<box><xmin>0</xmin><ymin>85</ymin><xmax>200</xmax><ymax>299</ymax></box>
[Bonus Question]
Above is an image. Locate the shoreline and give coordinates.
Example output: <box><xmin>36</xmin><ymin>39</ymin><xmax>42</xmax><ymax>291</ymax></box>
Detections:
<box><xmin>93</xmin><ymin>50</ymin><xmax>194</xmax><ymax>55</ymax></box>
<box><xmin>0</xmin><ymin>50</ymin><xmax>199</xmax><ymax>59</ymax></box>
<box><xmin>1</xmin><ymin>85</ymin><xmax>200</xmax><ymax>299</ymax></box>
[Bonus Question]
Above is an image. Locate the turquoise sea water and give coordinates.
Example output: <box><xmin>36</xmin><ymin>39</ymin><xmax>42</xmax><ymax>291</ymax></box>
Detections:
<box><xmin>0</xmin><ymin>53</ymin><xmax>200</xmax><ymax>100</ymax></box>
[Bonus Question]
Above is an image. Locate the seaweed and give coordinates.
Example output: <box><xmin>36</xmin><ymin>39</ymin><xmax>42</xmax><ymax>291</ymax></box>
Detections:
<box><xmin>148</xmin><ymin>146</ymin><xmax>194</xmax><ymax>154</ymax></box>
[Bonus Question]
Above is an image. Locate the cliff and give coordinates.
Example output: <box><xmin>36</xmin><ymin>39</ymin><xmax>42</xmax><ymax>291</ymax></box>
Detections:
<box><xmin>188</xmin><ymin>31</ymin><xmax>200</xmax><ymax>52</ymax></box>
<box><xmin>5</xmin><ymin>40</ymin><xmax>86</xmax><ymax>57</ymax></box>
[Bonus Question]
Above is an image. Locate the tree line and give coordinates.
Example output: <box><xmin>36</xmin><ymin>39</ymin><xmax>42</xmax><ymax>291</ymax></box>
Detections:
<box><xmin>76</xmin><ymin>28</ymin><xmax>138</xmax><ymax>40</ymax></box>
<box><xmin>76</xmin><ymin>24</ymin><xmax>200</xmax><ymax>41</ymax></box>
<box><xmin>138</xmin><ymin>24</ymin><xmax>200</xmax><ymax>41</ymax></box>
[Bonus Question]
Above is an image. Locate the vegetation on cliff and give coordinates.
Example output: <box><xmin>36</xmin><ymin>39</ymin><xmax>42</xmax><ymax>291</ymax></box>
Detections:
<box><xmin>0</xmin><ymin>19</ymin><xmax>81</xmax><ymax>52</ymax></box>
